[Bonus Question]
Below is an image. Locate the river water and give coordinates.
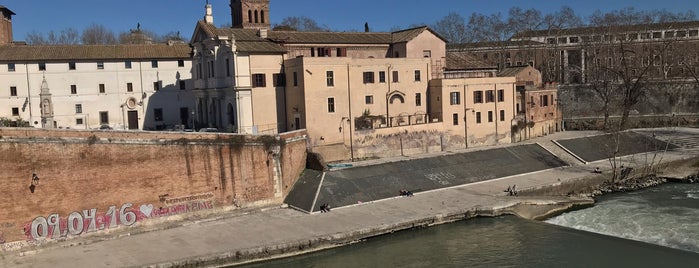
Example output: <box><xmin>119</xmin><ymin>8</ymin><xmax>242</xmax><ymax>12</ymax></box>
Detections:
<box><xmin>241</xmin><ymin>183</ymin><xmax>699</xmax><ymax>267</ymax></box>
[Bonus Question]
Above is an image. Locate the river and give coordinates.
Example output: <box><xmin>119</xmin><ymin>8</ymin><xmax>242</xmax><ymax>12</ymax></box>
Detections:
<box><xmin>240</xmin><ymin>183</ymin><xmax>699</xmax><ymax>267</ymax></box>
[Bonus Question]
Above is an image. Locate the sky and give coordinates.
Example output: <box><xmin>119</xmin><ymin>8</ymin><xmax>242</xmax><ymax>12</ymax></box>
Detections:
<box><xmin>4</xmin><ymin>0</ymin><xmax>699</xmax><ymax>42</ymax></box>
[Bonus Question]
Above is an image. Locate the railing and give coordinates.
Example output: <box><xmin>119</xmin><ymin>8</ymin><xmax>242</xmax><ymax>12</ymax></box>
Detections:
<box><xmin>355</xmin><ymin>113</ymin><xmax>442</xmax><ymax>131</ymax></box>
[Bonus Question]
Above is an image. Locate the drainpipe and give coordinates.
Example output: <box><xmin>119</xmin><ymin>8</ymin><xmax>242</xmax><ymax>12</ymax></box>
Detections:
<box><xmin>346</xmin><ymin>64</ymin><xmax>354</xmax><ymax>161</ymax></box>
<box><xmin>463</xmin><ymin>84</ymin><xmax>468</xmax><ymax>148</ymax></box>
<box><xmin>24</xmin><ymin>64</ymin><xmax>33</xmax><ymax>122</ymax></box>
<box><xmin>386</xmin><ymin>64</ymin><xmax>391</xmax><ymax>126</ymax></box>
<box><xmin>494</xmin><ymin>84</ymin><xmax>498</xmax><ymax>144</ymax></box>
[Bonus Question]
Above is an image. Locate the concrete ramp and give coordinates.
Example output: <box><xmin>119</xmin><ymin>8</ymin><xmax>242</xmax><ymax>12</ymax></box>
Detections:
<box><xmin>555</xmin><ymin>131</ymin><xmax>679</xmax><ymax>163</ymax></box>
<box><xmin>284</xmin><ymin>169</ymin><xmax>323</xmax><ymax>212</ymax></box>
<box><xmin>307</xmin><ymin>144</ymin><xmax>566</xmax><ymax>212</ymax></box>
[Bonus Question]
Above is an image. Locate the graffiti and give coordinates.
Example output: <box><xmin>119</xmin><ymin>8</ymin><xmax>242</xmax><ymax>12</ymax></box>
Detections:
<box><xmin>425</xmin><ymin>171</ymin><xmax>455</xmax><ymax>185</ymax></box>
<box><xmin>1</xmin><ymin>240</ymin><xmax>38</xmax><ymax>252</ymax></box>
<box><xmin>142</xmin><ymin>200</ymin><xmax>214</xmax><ymax>218</ymax></box>
<box><xmin>25</xmin><ymin>203</ymin><xmax>139</xmax><ymax>242</ymax></box>
<box><xmin>23</xmin><ymin>195</ymin><xmax>215</xmax><ymax>242</ymax></box>
<box><xmin>163</xmin><ymin>192</ymin><xmax>214</xmax><ymax>205</ymax></box>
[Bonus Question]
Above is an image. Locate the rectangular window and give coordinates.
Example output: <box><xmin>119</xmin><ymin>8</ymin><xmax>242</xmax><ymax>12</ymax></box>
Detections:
<box><xmin>178</xmin><ymin>60</ymin><xmax>185</xmax><ymax>67</ymax></box>
<box><xmin>99</xmin><ymin>111</ymin><xmax>109</xmax><ymax>124</ymax></box>
<box><xmin>252</xmin><ymin>73</ymin><xmax>266</xmax><ymax>87</ymax></box>
<box><xmin>197</xmin><ymin>63</ymin><xmax>202</xmax><ymax>78</ymax></box>
<box><xmin>209</xmin><ymin>61</ymin><xmax>215</xmax><ymax>77</ymax></box>
<box><xmin>363</xmin><ymin>71</ymin><xmax>375</xmax><ymax>83</ymax></box>
<box><xmin>125</xmin><ymin>61</ymin><xmax>132</xmax><ymax>69</ymax></box>
<box><xmin>179</xmin><ymin>81</ymin><xmax>186</xmax><ymax>90</ymax></box>
<box><xmin>486</xmin><ymin>90</ymin><xmax>495</xmax><ymax>103</ymax></box>
<box><xmin>70</xmin><ymin>85</ymin><xmax>77</xmax><ymax>94</ymax></box>
<box><xmin>379</xmin><ymin>71</ymin><xmax>386</xmax><ymax>83</ymax></box>
<box><xmin>474</xmin><ymin>91</ymin><xmax>483</xmax><ymax>103</ymax></box>
<box><xmin>500</xmin><ymin>110</ymin><xmax>505</xmax><ymax>121</ymax></box>
<box><xmin>423</xmin><ymin>50</ymin><xmax>432</xmax><ymax>58</ymax></box>
<box><xmin>11</xmin><ymin>107</ymin><xmax>19</xmax><ymax>116</ymax></box>
<box><xmin>543</xmin><ymin>95</ymin><xmax>549</xmax><ymax>106</ymax></box>
<box><xmin>488</xmin><ymin>111</ymin><xmax>493</xmax><ymax>122</ymax></box>
<box><xmin>293</xmin><ymin>72</ymin><xmax>298</xmax><ymax>86</ymax></box>
<box><xmin>415</xmin><ymin>93</ymin><xmax>422</xmax><ymax>106</ymax></box>
<box><xmin>97</xmin><ymin>62</ymin><xmax>104</xmax><ymax>69</ymax></box>
<box><xmin>365</xmin><ymin>95</ymin><xmax>374</xmax><ymax>104</ymax></box>
<box><xmin>327</xmin><ymin>97</ymin><xmax>335</xmax><ymax>113</ymax></box>
<box><xmin>10</xmin><ymin>86</ymin><xmax>17</xmax><ymax>96</ymax></box>
<box><xmin>414</xmin><ymin>70</ymin><xmax>421</xmax><ymax>81</ymax></box>
<box><xmin>497</xmin><ymin>89</ymin><xmax>504</xmax><ymax>102</ymax></box>
<box><xmin>476</xmin><ymin>112</ymin><xmax>482</xmax><ymax>124</ymax></box>
<box><xmin>76</xmin><ymin>118</ymin><xmax>83</xmax><ymax>125</ymax></box>
<box><xmin>452</xmin><ymin>113</ymin><xmax>459</xmax><ymax>125</ymax></box>
<box><xmin>392</xmin><ymin>70</ymin><xmax>399</xmax><ymax>82</ymax></box>
<box><xmin>154</xmin><ymin>108</ymin><xmax>163</xmax><ymax>121</ymax></box>
<box><xmin>99</xmin><ymin>84</ymin><xmax>105</xmax><ymax>93</ymax></box>
<box><xmin>151</xmin><ymin>60</ymin><xmax>158</xmax><ymax>68</ymax></box>
<box><xmin>226</xmin><ymin>59</ymin><xmax>230</xmax><ymax>76</ymax></box>
<box><xmin>39</xmin><ymin>62</ymin><xmax>46</xmax><ymax>71</ymax></box>
<box><xmin>75</xmin><ymin>104</ymin><xmax>82</xmax><ymax>114</ymax></box>
<box><xmin>336</xmin><ymin>48</ymin><xmax>347</xmax><ymax>57</ymax></box>
<box><xmin>273</xmin><ymin>73</ymin><xmax>286</xmax><ymax>87</ymax></box>
<box><xmin>8</xmin><ymin>63</ymin><xmax>15</xmax><ymax>72</ymax></box>
<box><xmin>69</xmin><ymin>62</ymin><xmax>76</xmax><ymax>70</ymax></box>
<box><xmin>326</xmin><ymin>71</ymin><xmax>334</xmax><ymax>87</ymax></box>
<box><xmin>450</xmin><ymin>92</ymin><xmax>460</xmax><ymax>105</ymax></box>
<box><xmin>153</xmin><ymin>81</ymin><xmax>160</xmax><ymax>91</ymax></box>
<box><xmin>127</xmin><ymin>83</ymin><xmax>133</xmax><ymax>92</ymax></box>
<box><xmin>310</xmin><ymin>47</ymin><xmax>315</xmax><ymax>57</ymax></box>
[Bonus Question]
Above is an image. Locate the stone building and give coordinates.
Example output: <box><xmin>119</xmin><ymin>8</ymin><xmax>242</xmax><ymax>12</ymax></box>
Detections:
<box><xmin>449</xmin><ymin>21</ymin><xmax>699</xmax><ymax>84</ymax></box>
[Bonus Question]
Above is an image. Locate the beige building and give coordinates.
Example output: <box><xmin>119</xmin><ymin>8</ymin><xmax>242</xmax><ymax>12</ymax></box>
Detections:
<box><xmin>429</xmin><ymin>76</ymin><xmax>517</xmax><ymax>148</ymax></box>
<box><xmin>500</xmin><ymin>66</ymin><xmax>562</xmax><ymax>141</ymax></box>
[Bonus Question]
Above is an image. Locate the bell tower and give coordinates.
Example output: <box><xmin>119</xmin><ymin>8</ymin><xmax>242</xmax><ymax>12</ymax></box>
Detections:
<box><xmin>0</xmin><ymin>5</ymin><xmax>15</xmax><ymax>45</ymax></box>
<box><xmin>230</xmin><ymin>0</ymin><xmax>270</xmax><ymax>30</ymax></box>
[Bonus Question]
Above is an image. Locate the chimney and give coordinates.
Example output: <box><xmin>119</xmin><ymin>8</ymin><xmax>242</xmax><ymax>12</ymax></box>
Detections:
<box><xmin>205</xmin><ymin>3</ymin><xmax>214</xmax><ymax>24</ymax></box>
<box><xmin>258</xmin><ymin>28</ymin><xmax>268</xmax><ymax>38</ymax></box>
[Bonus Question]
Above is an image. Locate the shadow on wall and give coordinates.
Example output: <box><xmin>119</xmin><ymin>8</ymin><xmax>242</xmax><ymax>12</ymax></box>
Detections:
<box><xmin>142</xmin><ymin>76</ymin><xmax>196</xmax><ymax>131</ymax></box>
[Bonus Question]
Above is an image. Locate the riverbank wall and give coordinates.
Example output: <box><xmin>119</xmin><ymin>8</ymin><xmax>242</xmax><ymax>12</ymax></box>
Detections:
<box><xmin>0</xmin><ymin>128</ymin><xmax>307</xmax><ymax>247</ymax></box>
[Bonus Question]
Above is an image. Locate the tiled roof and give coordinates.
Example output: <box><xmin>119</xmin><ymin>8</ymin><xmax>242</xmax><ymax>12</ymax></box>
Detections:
<box><xmin>445</xmin><ymin>51</ymin><xmax>496</xmax><ymax>70</ymax></box>
<box><xmin>267</xmin><ymin>31</ymin><xmax>392</xmax><ymax>44</ymax></box>
<box><xmin>447</xmin><ymin>40</ymin><xmax>543</xmax><ymax>50</ymax></box>
<box><xmin>0</xmin><ymin>44</ymin><xmax>191</xmax><ymax>62</ymax></box>
<box><xmin>391</xmin><ymin>26</ymin><xmax>447</xmax><ymax>43</ymax></box>
<box><xmin>196</xmin><ymin>21</ymin><xmax>286</xmax><ymax>53</ymax></box>
<box><xmin>497</xmin><ymin>66</ymin><xmax>530</xmax><ymax>77</ymax></box>
<box><xmin>512</xmin><ymin>20</ymin><xmax>699</xmax><ymax>39</ymax></box>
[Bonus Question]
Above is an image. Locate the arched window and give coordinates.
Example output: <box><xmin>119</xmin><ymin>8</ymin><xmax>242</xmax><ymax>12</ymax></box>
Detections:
<box><xmin>248</xmin><ymin>10</ymin><xmax>252</xmax><ymax>23</ymax></box>
<box><xmin>261</xmin><ymin>10</ymin><xmax>265</xmax><ymax>24</ymax></box>
<box><xmin>254</xmin><ymin>10</ymin><xmax>259</xmax><ymax>23</ymax></box>
<box><xmin>389</xmin><ymin>94</ymin><xmax>405</xmax><ymax>104</ymax></box>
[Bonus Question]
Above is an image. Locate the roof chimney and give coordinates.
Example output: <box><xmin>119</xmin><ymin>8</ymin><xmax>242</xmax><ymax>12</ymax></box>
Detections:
<box><xmin>205</xmin><ymin>3</ymin><xmax>214</xmax><ymax>24</ymax></box>
<box><xmin>258</xmin><ymin>28</ymin><xmax>268</xmax><ymax>38</ymax></box>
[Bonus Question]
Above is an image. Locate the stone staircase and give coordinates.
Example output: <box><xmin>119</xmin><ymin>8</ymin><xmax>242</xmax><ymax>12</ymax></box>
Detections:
<box><xmin>537</xmin><ymin>140</ymin><xmax>586</xmax><ymax>166</ymax></box>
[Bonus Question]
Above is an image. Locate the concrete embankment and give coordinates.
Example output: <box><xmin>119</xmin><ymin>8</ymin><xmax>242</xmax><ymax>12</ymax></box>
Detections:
<box><xmin>160</xmin><ymin>196</ymin><xmax>594</xmax><ymax>267</ymax></box>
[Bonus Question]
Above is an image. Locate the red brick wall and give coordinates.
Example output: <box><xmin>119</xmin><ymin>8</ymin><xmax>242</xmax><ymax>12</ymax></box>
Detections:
<box><xmin>0</xmin><ymin>128</ymin><xmax>307</xmax><ymax>246</ymax></box>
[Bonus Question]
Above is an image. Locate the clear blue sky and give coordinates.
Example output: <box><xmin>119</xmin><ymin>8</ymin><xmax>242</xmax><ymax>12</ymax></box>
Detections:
<box><xmin>5</xmin><ymin>0</ymin><xmax>698</xmax><ymax>41</ymax></box>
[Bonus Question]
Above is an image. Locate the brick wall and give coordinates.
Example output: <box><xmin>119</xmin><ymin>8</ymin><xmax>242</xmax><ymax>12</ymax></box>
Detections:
<box><xmin>0</xmin><ymin>128</ymin><xmax>307</xmax><ymax>246</ymax></box>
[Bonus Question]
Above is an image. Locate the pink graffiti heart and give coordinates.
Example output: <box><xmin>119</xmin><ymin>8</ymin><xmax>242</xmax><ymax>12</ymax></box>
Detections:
<box><xmin>139</xmin><ymin>204</ymin><xmax>154</xmax><ymax>217</ymax></box>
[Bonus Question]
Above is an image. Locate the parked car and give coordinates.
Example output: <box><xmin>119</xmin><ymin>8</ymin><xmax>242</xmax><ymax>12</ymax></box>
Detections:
<box><xmin>99</xmin><ymin>124</ymin><xmax>113</xmax><ymax>130</ymax></box>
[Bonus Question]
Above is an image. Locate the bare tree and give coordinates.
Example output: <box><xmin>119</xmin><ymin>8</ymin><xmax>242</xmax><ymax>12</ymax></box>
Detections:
<box><xmin>431</xmin><ymin>12</ymin><xmax>470</xmax><ymax>43</ymax></box>
<box><xmin>81</xmin><ymin>23</ymin><xmax>117</xmax><ymax>45</ymax></box>
<box><xmin>25</xmin><ymin>28</ymin><xmax>80</xmax><ymax>45</ymax></box>
<box><xmin>273</xmin><ymin>16</ymin><xmax>328</xmax><ymax>32</ymax></box>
